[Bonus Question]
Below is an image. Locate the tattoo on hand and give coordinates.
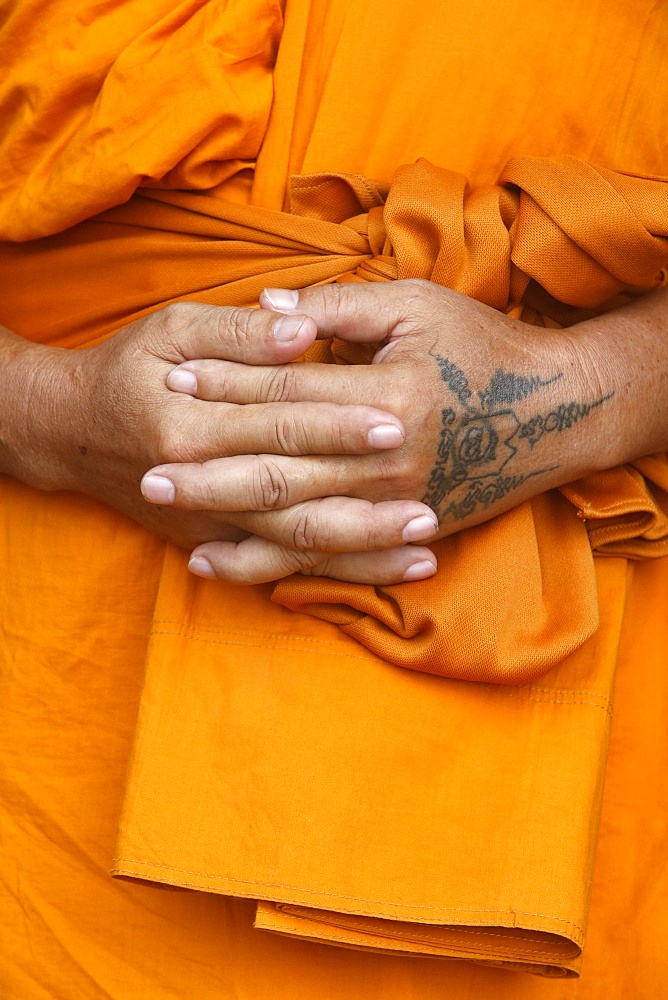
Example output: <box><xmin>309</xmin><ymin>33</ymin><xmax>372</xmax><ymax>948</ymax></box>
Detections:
<box><xmin>422</xmin><ymin>350</ymin><xmax>614</xmax><ymax>521</ymax></box>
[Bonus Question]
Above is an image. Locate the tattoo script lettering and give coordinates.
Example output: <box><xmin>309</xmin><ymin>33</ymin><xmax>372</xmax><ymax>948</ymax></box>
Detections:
<box><xmin>422</xmin><ymin>350</ymin><xmax>613</xmax><ymax>521</ymax></box>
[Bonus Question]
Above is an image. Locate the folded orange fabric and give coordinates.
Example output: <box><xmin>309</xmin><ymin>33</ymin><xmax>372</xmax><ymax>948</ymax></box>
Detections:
<box><xmin>0</xmin><ymin>0</ymin><xmax>283</xmax><ymax>241</ymax></box>
<box><xmin>2</xmin><ymin>468</ymin><xmax>666</xmax><ymax>993</ymax></box>
<box><xmin>112</xmin><ymin>545</ymin><xmax>627</xmax><ymax>978</ymax></box>
<box><xmin>274</xmin><ymin>493</ymin><xmax>598</xmax><ymax>682</ymax></box>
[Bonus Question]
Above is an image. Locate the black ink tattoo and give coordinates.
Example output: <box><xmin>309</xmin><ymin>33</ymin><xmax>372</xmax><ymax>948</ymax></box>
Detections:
<box><xmin>432</xmin><ymin>356</ymin><xmax>473</xmax><ymax>407</ymax></box>
<box><xmin>443</xmin><ymin>467</ymin><xmax>558</xmax><ymax>521</ymax></box>
<box><xmin>422</xmin><ymin>350</ymin><xmax>614</xmax><ymax>521</ymax></box>
<box><xmin>517</xmin><ymin>393</ymin><xmax>614</xmax><ymax>447</ymax></box>
<box><xmin>478</xmin><ymin>370</ymin><xmax>562</xmax><ymax>410</ymax></box>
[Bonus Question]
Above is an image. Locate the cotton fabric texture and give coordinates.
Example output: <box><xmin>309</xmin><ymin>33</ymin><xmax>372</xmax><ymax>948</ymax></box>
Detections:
<box><xmin>1</xmin><ymin>0</ymin><xmax>667</xmax><ymax>995</ymax></box>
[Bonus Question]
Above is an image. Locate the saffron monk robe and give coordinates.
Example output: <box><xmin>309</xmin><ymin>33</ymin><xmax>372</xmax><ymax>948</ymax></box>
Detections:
<box><xmin>1</xmin><ymin>0</ymin><xmax>668</xmax><ymax>995</ymax></box>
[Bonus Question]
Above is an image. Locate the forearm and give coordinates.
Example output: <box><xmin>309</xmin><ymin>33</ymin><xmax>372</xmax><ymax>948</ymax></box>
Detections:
<box><xmin>573</xmin><ymin>286</ymin><xmax>668</xmax><ymax>468</ymax></box>
<box><xmin>0</xmin><ymin>325</ymin><xmax>76</xmax><ymax>490</ymax></box>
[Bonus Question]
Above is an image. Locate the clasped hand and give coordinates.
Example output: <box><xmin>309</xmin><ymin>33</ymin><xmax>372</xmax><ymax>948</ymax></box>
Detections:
<box><xmin>140</xmin><ymin>280</ymin><xmax>616</xmax><ymax>584</ymax></box>
<box><xmin>40</xmin><ymin>293</ymin><xmax>436</xmax><ymax>585</ymax></box>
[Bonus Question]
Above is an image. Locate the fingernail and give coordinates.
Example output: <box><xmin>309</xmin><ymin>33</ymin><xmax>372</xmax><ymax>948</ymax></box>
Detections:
<box><xmin>167</xmin><ymin>368</ymin><xmax>197</xmax><ymax>394</ymax></box>
<box><xmin>264</xmin><ymin>288</ymin><xmax>299</xmax><ymax>311</ymax></box>
<box><xmin>367</xmin><ymin>424</ymin><xmax>404</xmax><ymax>449</ymax></box>
<box><xmin>274</xmin><ymin>314</ymin><xmax>305</xmax><ymax>342</ymax></box>
<box><xmin>188</xmin><ymin>555</ymin><xmax>216</xmax><ymax>579</ymax></box>
<box><xmin>403</xmin><ymin>559</ymin><xmax>437</xmax><ymax>582</ymax></box>
<box><xmin>402</xmin><ymin>515</ymin><xmax>438</xmax><ymax>543</ymax></box>
<box><xmin>141</xmin><ymin>474</ymin><xmax>175</xmax><ymax>504</ymax></box>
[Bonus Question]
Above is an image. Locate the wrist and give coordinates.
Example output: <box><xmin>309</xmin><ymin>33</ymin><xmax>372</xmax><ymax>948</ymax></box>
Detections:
<box><xmin>0</xmin><ymin>327</ymin><xmax>81</xmax><ymax>492</ymax></box>
<box><xmin>570</xmin><ymin>288</ymin><xmax>668</xmax><ymax>469</ymax></box>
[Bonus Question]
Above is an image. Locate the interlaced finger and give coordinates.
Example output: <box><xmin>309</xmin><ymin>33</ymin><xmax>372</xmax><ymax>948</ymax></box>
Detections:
<box><xmin>188</xmin><ymin>536</ymin><xmax>437</xmax><ymax>585</ymax></box>
<box><xmin>176</xmin><ymin>399</ymin><xmax>405</xmax><ymax>458</ymax></box>
<box><xmin>141</xmin><ymin>453</ymin><xmax>389</xmax><ymax>511</ymax></box>
<box><xmin>233</xmin><ymin>497</ymin><xmax>438</xmax><ymax>552</ymax></box>
<box><xmin>167</xmin><ymin>358</ymin><xmax>383</xmax><ymax>406</ymax></box>
<box><xmin>146</xmin><ymin>301</ymin><xmax>318</xmax><ymax>365</ymax></box>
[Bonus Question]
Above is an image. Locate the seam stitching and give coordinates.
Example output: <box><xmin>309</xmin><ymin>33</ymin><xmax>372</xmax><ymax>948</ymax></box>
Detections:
<box><xmin>276</xmin><ymin>912</ymin><xmax>579</xmax><ymax>956</ymax></box>
<box><xmin>150</xmin><ymin>627</ymin><xmax>613</xmax><ymax>707</ymax></box>
<box><xmin>150</xmin><ymin>628</ymin><xmax>376</xmax><ymax>663</ymax></box>
<box><xmin>111</xmin><ymin>859</ymin><xmax>584</xmax><ymax>938</ymax></box>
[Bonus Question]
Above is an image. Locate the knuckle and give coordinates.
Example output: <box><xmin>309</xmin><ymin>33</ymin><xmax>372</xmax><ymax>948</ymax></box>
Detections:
<box><xmin>222</xmin><ymin>563</ymin><xmax>254</xmax><ymax>585</ymax></box>
<box><xmin>400</xmin><ymin>278</ymin><xmax>436</xmax><ymax>313</ymax></box>
<box><xmin>199</xmin><ymin>475</ymin><xmax>220</xmax><ymax>511</ymax></box>
<box><xmin>227</xmin><ymin>562</ymin><xmax>259</xmax><ymax>585</ymax></box>
<box><xmin>349</xmin><ymin>501</ymin><xmax>388</xmax><ymax>550</ymax></box>
<box><xmin>328</xmin><ymin>282</ymin><xmax>347</xmax><ymax>318</ymax></box>
<box><xmin>360</xmin><ymin>509</ymin><xmax>384</xmax><ymax>549</ymax></box>
<box><xmin>155</xmin><ymin>413</ymin><xmax>198</xmax><ymax>463</ymax></box>
<box><xmin>374</xmin><ymin>454</ymin><xmax>414</xmax><ymax>497</ymax></box>
<box><xmin>289</xmin><ymin>506</ymin><xmax>327</xmax><ymax>551</ymax></box>
<box><xmin>251</xmin><ymin>458</ymin><xmax>291</xmax><ymax>510</ymax></box>
<box><xmin>272</xmin><ymin>412</ymin><xmax>296</xmax><ymax>454</ymax></box>
<box><xmin>335</xmin><ymin>282</ymin><xmax>362</xmax><ymax>321</ymax></box>
<box><xmin>156</xmin><ymin>302</ymin><xmax>194</xmax><ymax>336</ymax></box>
<box><xmin>218</xmin><ymin>307</ymin><xmax>253</xmax><ymax>352</ymax></box>
<box><xmin>324</xmin><ymin>411</ymin><xmax>347</xmax><ymax>451</ymax></box>
<box><xmin>288</xmin><ymin>548</ymin><xmax>323</xmax><ymax>574</ymax></box>
<box><xmin>204</xmin><ymin>361</ymin><xmax>236</xmax><ymax>401</ymax></box>
<box><xmin>300</xmin><ymin>554</ymin><xmax>337</xmax><ymax>579</ymax></box>
<box><xmin>320</xmin><ymin>281</ymin><xmax>357</xmax><ymax>324</ymax></box>
<box><xmin>262</xmin><ymin>366</ymin><xmax>297</xmax><ymax>404</ymax></box>
<box><xmin>148</xmin><ymin>302</ymin><xmax>203</xmax><ymax>361</ymax></box>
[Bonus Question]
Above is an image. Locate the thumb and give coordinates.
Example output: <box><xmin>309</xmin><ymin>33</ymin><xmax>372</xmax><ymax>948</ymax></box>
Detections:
<box><xmin>260</xmin><ymin>280</ymin><xmax>435</xmax><ymax>346</ymax></box>
<box><xmin>143</xmin><ymin>301</ymin><xmax>318</xmax><ymax>365</ymax></box>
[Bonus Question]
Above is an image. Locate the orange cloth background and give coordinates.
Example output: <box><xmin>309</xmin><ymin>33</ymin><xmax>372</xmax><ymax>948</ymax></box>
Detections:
<box><xmin>1</xmin><ymin>0</ymin><xmax>668</xmax><ymax>995</ymax></box>
<box><xmin>1</xmin><ymin>477</ymin><xmax>666</xmax><ymax>996</ymax></box>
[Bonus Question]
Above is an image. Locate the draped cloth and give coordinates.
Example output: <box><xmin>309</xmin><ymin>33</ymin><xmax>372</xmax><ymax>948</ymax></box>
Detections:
<box><xmin>1</xmin><ymin>0</ymin><xmax>668</xmax><ymax>991</ymax></box>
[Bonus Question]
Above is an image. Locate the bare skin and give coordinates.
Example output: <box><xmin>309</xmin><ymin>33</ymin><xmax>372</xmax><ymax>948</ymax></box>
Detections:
<box><xmin>0</xmin><ymin>301</ymin><xmax>439</xmax><ymax>585</ymax></box>
<box><xmin>2</xmin><ymin>280</ymin><xmax>666</xmax><ymax>586</ymax></box>
<box><xmin>148</xmin><ymin>279</ymin><xmax>668</xmax><ymax>581</ymax></box>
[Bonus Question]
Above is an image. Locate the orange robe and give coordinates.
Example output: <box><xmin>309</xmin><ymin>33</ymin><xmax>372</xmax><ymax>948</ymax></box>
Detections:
<box><xmin>1</xmin><ymin>0</ymin><xmax>668</xmax><ymax>995</ymax></box>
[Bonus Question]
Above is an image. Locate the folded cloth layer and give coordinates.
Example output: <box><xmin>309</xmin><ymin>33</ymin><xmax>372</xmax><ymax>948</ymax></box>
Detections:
<box><xmin>112</xmin><ymin>546</ymin><xmax>628</xmax><ymax>978</ymax></box>
<box><xmin>0</xmin><ymin>0</ymin><xmax>284</xmax><ymax>240</ymax></box>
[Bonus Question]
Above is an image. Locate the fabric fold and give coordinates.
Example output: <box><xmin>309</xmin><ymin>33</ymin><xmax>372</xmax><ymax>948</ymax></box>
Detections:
<box><xmin>253</xmin><ymin>904</ymin><xmax>581</xmax><ymax>977</ymax></box>
<box><xmin>0</xmin><ymin>0</ymin><xmax>284</xmax><ymax>241</ymax></box>
<box><xmin>112</xmin><ymin>547</ymin><xmax>628</xmax><ymax>978</ymax></box>
<box><xmin>273</xmin><ymin>492</ymin><xmax>599</xmax><ymax>683</ymax></box>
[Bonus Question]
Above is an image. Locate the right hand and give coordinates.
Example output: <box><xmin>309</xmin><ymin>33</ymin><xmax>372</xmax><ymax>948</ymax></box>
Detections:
<box><xmin>3</xmin><ymin>303</ymin><xmax>439</xmax><ymax>583</ymax></box>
